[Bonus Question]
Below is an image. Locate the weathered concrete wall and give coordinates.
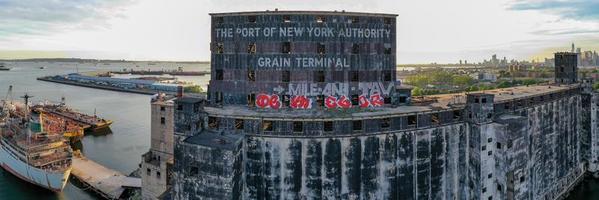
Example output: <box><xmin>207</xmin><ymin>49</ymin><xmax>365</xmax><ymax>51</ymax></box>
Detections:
<box><xmin>172</xmin><ymin>138</ymin><xmax>243</xmax><ymax>200</ymax></box>
<box><xmin>242</xmin><ymin>123</ymin><xmax>467</xmax><ymax>200</ymax></box>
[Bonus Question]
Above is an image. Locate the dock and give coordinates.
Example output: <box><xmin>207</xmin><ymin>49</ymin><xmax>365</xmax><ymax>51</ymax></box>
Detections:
<box><xmin>71</xmin><ymin>156</ymin><xmax>141</xmax><ymax>199</ymax></box>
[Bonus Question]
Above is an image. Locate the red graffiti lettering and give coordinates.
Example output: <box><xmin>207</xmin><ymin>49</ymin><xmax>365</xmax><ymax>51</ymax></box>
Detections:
<box><xmin>359</xmin><ymin>95</ymin><xmax>370</xmax><ymax>108</ymax></box>
<box><xmin>337</xmin><ymin>96</ymin><xmax>352</xmax><ymax>108</ymax></box>
<box><xmin>325</xmin><ymin>96</ymin><xmax>338</xmax><ymax>109</ymax></box>
<box><xmin>290</xmin><ymin>96</ymin><xmax>311</xmax><ymax>109</ymax></box>
<box><xmin>269</xmin><ymin>95</ymin><xmax>281</xmax><ymax>109</ymax></box>
<box><xmin>370</xmin><ymin>93</ymin><xmax>384</xmax><ymax>107</ymax></box>
<box><xmin>256</xmin><ymin>94</ymin><xmax>270</xmax><ymax>108</ymax></box>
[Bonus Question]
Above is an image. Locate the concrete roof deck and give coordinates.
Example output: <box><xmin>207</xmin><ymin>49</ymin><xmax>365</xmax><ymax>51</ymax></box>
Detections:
<box><xmin>203</xmin><ymin>84</ymin><xmax>580</xmax><ymax>120</ymax></box>
<box><xmin>184</xmin><ymin>129</ymin><xmax>243</xmax><ymax>151</ymax></box>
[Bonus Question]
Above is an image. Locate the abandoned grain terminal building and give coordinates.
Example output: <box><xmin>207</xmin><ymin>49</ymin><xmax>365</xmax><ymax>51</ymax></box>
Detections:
<box><xmin>167</xmin><ymin>10</ymin><xmax>599</xmax><ymax>200</ymax></box>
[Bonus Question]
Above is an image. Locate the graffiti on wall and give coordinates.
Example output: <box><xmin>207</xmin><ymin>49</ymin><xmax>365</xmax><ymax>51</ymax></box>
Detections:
<box><xmin>255</xmin><ymin>82</ymin><xmax>394</xmax><ymax>109</ymax></box>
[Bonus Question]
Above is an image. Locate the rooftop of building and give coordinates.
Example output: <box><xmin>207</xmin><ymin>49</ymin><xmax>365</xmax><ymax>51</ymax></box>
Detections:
<box><xmin>200</xmin><ymin>83</ymin><xmax>580</xmax><ymax>120</ymax></box>
<box><xmin>183</xmin><ymin>129</ymin><xmax>243</xmax><ymax>151</ymax></box>
<box><xmin>210</xmin><ymin>10</ymin><xmax>398</xmax><ymax>17</ymax></box>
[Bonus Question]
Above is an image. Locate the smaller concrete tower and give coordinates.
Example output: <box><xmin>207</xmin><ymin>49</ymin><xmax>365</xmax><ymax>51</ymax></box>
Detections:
<box><xmin>554</xmin><ymin>52</ymin><xmax>578</xmax><ymax>84</ymax></box>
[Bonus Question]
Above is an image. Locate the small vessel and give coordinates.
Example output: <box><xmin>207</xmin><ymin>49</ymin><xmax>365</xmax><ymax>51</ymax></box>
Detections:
<box><xmin>0</xmin><ymin>94</ymin><xmax>73</xmax><ymax>192</ymax></box>
<box><xmin>0</xmin><ymin>64</ymin><xmax>11</xmax><ymax>71</ymax></box>
<box><xmin>39</xmin><ymin>66</ymin><xmax>46</xmax><ymax>69</ymax></box>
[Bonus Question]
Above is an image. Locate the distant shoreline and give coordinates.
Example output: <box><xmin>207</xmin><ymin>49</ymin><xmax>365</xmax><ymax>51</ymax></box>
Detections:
<box><xmin>0</xmin><ymin>58</ymin><xmax>209</xmax><ymax>64</ymax></box>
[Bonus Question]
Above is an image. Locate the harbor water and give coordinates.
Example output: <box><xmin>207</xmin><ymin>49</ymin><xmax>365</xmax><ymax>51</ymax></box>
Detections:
<box><xmin>0</xmin><ymin>61</ymin><xmax>597</xmax><ymax>199</ymax></box>
<box><xmin>0</xmin><ymin>61</ymin><xmax>208</xmax><ymax>200</ymax></box>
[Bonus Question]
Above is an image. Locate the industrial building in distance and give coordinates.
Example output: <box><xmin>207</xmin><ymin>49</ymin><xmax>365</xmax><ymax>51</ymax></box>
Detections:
<box><xmin>147</xmin><ymin>11</ymin><xmax>599</xmax><ymax>200</ymax></box>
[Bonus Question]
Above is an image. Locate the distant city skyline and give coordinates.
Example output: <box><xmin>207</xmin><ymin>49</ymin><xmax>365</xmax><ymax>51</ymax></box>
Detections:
<box><xmin>0</xmin><ymin>0</ymin><xmax>598</xmax><ymax>64</ymax></box>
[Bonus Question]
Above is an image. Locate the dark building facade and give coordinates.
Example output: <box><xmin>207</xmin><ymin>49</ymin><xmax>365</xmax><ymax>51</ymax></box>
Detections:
<box><xmin>171</xmin><ymin>11</ymin><xmax>599</xmax><ymax>200</ymax></box>
<box><xmin>555</xmin><ymin>52</ymin><xmax>578</xmax><ymax>84</ymax></box>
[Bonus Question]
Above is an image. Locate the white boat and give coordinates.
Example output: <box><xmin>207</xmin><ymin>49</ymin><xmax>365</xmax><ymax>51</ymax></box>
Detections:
<box><xmin>0</xmin><ymin>96</ymin><xmax>72</xmax><ymax>192</ymax></box>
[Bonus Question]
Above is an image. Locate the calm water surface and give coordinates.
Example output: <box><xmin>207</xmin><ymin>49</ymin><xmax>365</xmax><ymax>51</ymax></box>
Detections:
<box><xmin>0</xmin><ymin>61</ymin><xmax>209</xmax><ymax>200</ymax></box>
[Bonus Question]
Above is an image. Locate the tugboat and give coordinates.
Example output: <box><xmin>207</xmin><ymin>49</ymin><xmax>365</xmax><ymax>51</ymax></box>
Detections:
<box><xmin>0</xmin><ymin>94</ymin><xmax>73</xmax><ymax>192</ymax></box>
<box><xmin>0</xmin><ymin>63</ymin><xmax>10</xmax><ymax>71</ymax></box>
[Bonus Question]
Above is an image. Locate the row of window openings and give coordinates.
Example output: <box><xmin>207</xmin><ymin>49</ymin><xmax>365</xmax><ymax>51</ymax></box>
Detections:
<box><xmin>215</xmin><ymin>16</ymin><xmax>393</xmax><ymax>25</ymax></box>
<box><xmin>215</xmin><ymin>70</ymin><xmax>393</xmax><ymax>82</ymax></box>
<box><xmin>146</xmin><ymin>168</ymin><xmax>161</xmax><ymax>179</ymax></box>
<box><xmin>214</xmin><ymin>42</ymin><xmax>392</xmax><ymax>55</ymax></box>
<box><xmin>208</xmin><ymin>112</ymin><xmax>460</xmax><ymax>132</ymax></box>
<box><xmin>247</xmin><ymin>94</ymin><xmax>394</xmax><ymax>107</ymax></box>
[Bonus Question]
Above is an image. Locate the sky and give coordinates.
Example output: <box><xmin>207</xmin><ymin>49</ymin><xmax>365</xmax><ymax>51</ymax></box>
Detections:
<box><xmin>0</xmin><ymin>0</ymin><xmax>598</xmax><ymax>64</ymax></box>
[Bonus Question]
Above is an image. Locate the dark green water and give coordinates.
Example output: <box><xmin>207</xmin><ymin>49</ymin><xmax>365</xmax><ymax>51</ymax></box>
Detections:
<box><xmin>0</xmin><ymin>61</ymin><xmax>209</xmax><ymax>200</ymax></box>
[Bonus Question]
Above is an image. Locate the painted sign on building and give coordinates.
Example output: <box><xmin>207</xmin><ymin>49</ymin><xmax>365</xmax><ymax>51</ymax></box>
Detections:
<box><xmin>256</xmin><ymin>82</ymin><xmax>394</xmax><ymax>109</ymax></box>
<box><xmin>215</xmin><ymin>27</ymin><xmax>392</xmax><ymax>39</ymax></box>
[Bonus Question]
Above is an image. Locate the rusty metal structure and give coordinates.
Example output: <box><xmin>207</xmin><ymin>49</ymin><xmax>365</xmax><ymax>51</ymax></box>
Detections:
<box><xmin>170</xmin><ymin>10</ymin><xmax>599</xmax><ymax>200</ymax></box>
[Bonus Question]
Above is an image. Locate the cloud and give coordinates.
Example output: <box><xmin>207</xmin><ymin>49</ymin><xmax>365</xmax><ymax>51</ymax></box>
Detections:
<box><xmin>510</xmin><ymin>0</ymin><xmax>599</xmax><ymax>21</ymax></box>
<box><xmin>0</xmin><ymin>0</ymin><xmax>135</xmax><ymax>37</ymax></box>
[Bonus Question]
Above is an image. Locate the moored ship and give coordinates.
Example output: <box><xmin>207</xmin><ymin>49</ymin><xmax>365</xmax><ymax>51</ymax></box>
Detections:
<box><xmin>0</xmin><ymin>63</ymin><xmax>10</xmax><ymax>71</ymax></box>
<box><xmin>0</xmin><ymin>94</ymin><xmax>72</xmax><ymax>192</ymax></box>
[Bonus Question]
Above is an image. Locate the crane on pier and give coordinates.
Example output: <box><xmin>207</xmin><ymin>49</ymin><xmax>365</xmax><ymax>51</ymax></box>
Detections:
<box><xmin>1</xmin><ymin>85</ymin><xmax>13</xmax><ymax>119</ymax></box>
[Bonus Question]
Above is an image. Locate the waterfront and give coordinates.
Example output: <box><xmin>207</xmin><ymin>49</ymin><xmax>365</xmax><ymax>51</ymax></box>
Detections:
<box><xmin>0</xmin><ymin>61</ymin><xmax>208</xmax><ymax>200</ymax></box>
<box><xmin>1</xmin><ymin>61</ymin><xmax>599</xmax><ymax>199</ymax></box>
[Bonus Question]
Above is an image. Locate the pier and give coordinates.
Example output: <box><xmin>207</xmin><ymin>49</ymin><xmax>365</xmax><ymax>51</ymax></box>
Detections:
<box><xmin>71</xmin><ymin>156</ymin><xmax>141</xmax><ymax>199</ymax></box>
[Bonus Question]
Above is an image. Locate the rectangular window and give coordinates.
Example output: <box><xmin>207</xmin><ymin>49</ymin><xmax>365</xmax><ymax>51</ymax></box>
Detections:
<box><xmin>324</xmin><ymin>121</ymin><xmax>333</xmax><ymax>132</ymax></box>
<box><xmin>317</xmin><ymin>43</ymin><xmax>326</xmax><ymax>54</ymax></box>
<box><xmin>315</xmin><ymin>71</ymin><xmax>325</xmax><ymax>82</ymax></box>
<box><xmin>177</xmin><ymin>105</ymin><xmax>183</xmax><ymax>110</ymax></box>
<box><xmin>384</xmin><ymin>18</ymin><xmax>392</xmax><ymax>25</ymax></box>
<box><xmin>160</xmin><ymin>106</ymin><xmax>165</xmax><ymax>111</ymax></box>
<box><xmin>488</xmin><ymin>173</ymin><xmax>492</xmax><ymax>178</ymax></box>
<box><xmin>317</xmin><ymin>95</ymin><xmax>325</xmax><ymax>107</ymax></box>
<box><xmin>248</xmin><ymin>70</ymin><xmax>256</xmax><ymax>81</ymax></box>
<box><xmin>247</xmin><ymin>43</ymin><xmax>256</xmax><ymax>54</ymax></box>
<box><xmin>293</xmin><ymin>121</ymin><xmax>303</xmax><ymax>133</ymax></box>
<box><xmin>384</xmin><ymin>43</ymin><xmax>392</xmax><ymax>54</ymax></box>
<box><xmin>282</xmin><ymin>42</ymin><xmax>291</xmax><ymax>54</ymax></box>
<box><xmin>215</xmin><ymin>69</ymin><xmax>224</xmax><ymax>80</ymax></box>
<box><xmin>282</xmin><ymin>71</ymin><xmax>290</xmax><ymax>83</ymax></box>
<box><xmin>160</xmin><ymin>117</ymin><xmax>165</xmax><ymax>124</ymax></box>
<box><xmin>215</xmin><ymin>43</ymin><xmax>224</xmax><ymax>54</ymax></box>
<box><xmin>248</xmin><ymin>93</ymin><xmax>256</xmax><ymax>107</ymax></box>
<box><xmin>283</xmin><ymin>15</ymin><xmax>291</xmax><ymax>23</ymax></box>
<box><xmin>351</xmin><ymin>16</ymin><xmax>359</xmax><ymax>23</ymax></box>
<box><xmin>190</xmin><ymin>167</ymin><xmax>198</xmax><ymax>176</ymax></box>
<box><xmin>350</xmin><ymin>71</ymin><xmax>359</xmax><ymax>82</ymax></box>
<box><xmin>235</xmin><ymin>119</ymin><xmax>244</xmax><ymax>130</ymax></box>
<box><xmin>208</xmin><ymin>117</ymin><xmax>219</xmax><ymax>129</ymax></box>
<box><xmin>351</xmin><ymin>94</ymin><xmax>359</xmax><ymax>106</ymax></box>
<box><xmin>248</xmin><ymin>16</ymin><xmax>256</xmax><ymax>23</ymax></box>
<box><xmin>262</xmin><ymin>120</ymin><xmax>273</xmax><ymax>132</ymax></box>
<box><xmin>399</xmin><ymin>96</ymin><xmax>407</xmax><ymax>103</ymax></box>
<box><xmin>431</xmin><ymin>113</ymin><xmax>439</xmax><ymax>124</ymax></box>
<box><xmin>316</xmin><ymin>16</ymin><xmax>326</xmax><ymax>23</ymax></box>
<box><xmin>282</xmin><ymin>95</ymin><xmax>290</xmax><ymax>107</ymax></box>
<box><xmin>352</xmin><ymin>43</ymin><xmax>360</xmax><ymax>54</ymax></box>
<box><xmin>453</xmin><ymin>110</ymin><xmax>461</xmax><ymax>120</ymax></box>
<box><xmin>146</xmin><ymin>168</ymin><xmax>151</xmax><ymax>176</ymax></box>
<box><xmin>157</xmin><ymin>171</ymin><xmax>161</xmax><ymax>179</ymax></box>
<box><xmin>381</xmin><ymin>118</ymin><xmax>391</xmax><ymax>129</ymax></box>
<box><xmin>496</xmin><ymin>142</ymin><xmax>502</xmax><ymax>149</ymax></box>
<box><xmin>215</xmin><ymin>92</ymin><xmax>223</xmax><ymax>104</ymax></box>
<box><xmin>353</xmin><ymin>120</ymin><xmax>362</xmax><ymax>131</ymax></box>
<box><xmin>215</xmin><ymin>17</ymin><xmax>224</xmax><ymax>24</ymax></box>
<box><xmin>408</xmin><ymin>115</ymin><xmax>417</xmax><ymax>127</ymax></box>
<box><xmin>383</xmin><ymin>71</ymin><xmax>392</xmax><ymax>82</ymax></box>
